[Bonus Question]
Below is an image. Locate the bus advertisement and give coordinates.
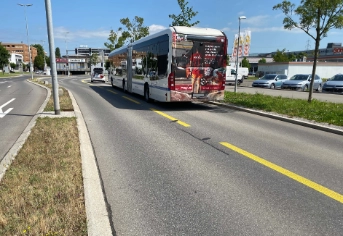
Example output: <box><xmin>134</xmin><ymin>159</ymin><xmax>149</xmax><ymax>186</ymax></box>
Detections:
<box><xmin>108</xmin><ymin>26</ymin><xmax>228</xmax><ymax>102</ymax></box>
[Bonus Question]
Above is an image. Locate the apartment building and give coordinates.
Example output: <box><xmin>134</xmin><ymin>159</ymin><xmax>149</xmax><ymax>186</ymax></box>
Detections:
<box><xmin>1</xmin><ymin>42</ymin><xmax>37</xmax><ymax>64</ymax></box>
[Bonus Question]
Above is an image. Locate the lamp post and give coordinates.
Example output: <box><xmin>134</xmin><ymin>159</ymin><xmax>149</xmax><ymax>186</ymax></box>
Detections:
<box><xmin>41</xmin><ymin>40</ymin><xmax>46</xmax><ymax>72</ymax></box>
<box><xmin>235</xmin><ymin>16</ymin><xmax>246</xmax><ymax>93</ymax></box>
<box><xmin>18</xmin><ymin>3</ymin><xmax>33</xmax><ymax>80</ymax></box>
<box><xmin>65</xmin><ymin>31</ymin><xmax>69</xmax><ymax>76</ymax></box>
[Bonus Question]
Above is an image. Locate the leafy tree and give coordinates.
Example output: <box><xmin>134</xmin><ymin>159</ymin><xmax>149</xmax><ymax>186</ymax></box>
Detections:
<box><xmin>0</xmin><ymin>43</ymin><xmax>10</xmax><ymax>74</ymax></box>
<box><xmin>104</xmin><ymin>28</ymin><xmax>124</xmax><ymax>51</ymax></box>
<box><xmin>34</xmin><ymin>55</ymin><xmax>44</xmax><ymax>70</ymax></box>
<box><xmin>10</xmin><ymin>62</ymin><xmax>16</xmax><ymax>70</ymax></box>
<box><xmin>241</xmin><ymin>57</ymin><xmax>250</xmax><ymax>69</ymax></box>
<box><xmin>119</xmin><ymin>16</ymin><xmax>149</xmax><ymax>44</ymax></box>
<box><xmin>90</xmin><ymin>53</ymin><xmax>100</xmax><ymax>67</ymax></box>
<box><xmin>296</xmin><ymin>52</ymin><xmax>307</xmax><ymax>61</ymax></box>
<box><xmin>273</xmin><ymin>0</ymin><xmax>343</xmax><ymax>102</ymax></box>
<box><xmin>258</xmin><ymin>58</ymin><xmax>267</xmax><ymax>63</ymax></box>
<box><xmin>32</xmin><ymin>44</ymin><xmax>45</xmax><ymax>70</ymax></box>
<box><xmin>287</xmin><ymin>53</ymin><xmax>296</xmax><ymax>62</ymax></box>
<box><xmin>55</xmin><ymin>47</ymin><xmax>61</xmax><ymax>58</ymax></box>
<box><xmin>169</xmin><ymin>0</ymin><xmax>200</xmax><ymax>27</ymax></box>
<box><xmin>272</xmin><ymin>49</ymin><xmax>290</xmax><ymax>62</ymax></box>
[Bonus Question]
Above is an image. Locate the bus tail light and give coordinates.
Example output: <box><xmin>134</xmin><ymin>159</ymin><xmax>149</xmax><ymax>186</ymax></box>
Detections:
<box><xmin>168</xmin><ymin>72</ymin><xmax>175</xmax><ymax>90</ymax></box>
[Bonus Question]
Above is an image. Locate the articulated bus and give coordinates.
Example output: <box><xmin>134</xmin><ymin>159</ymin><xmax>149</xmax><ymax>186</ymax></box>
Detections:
<box><xmin>108</xmin><ymin>26</ymin><xmax>228</xmax><ymax>102</ymax></box>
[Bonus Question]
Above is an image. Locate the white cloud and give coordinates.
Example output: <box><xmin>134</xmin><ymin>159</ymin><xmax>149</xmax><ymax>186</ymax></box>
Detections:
<box><xmin>243</xmin><ymin>15</ymin><xmax>269</xmax><ymax>26</ymax></box>
<box><xmin>54</xmin><ymin>26</ymin><xmax>109</xmax><ymax>40</ymax></box>
<box><xmin>149</xmin><ymin>24</ymin><xmax>167</xmax><ymax>34</ymax></box>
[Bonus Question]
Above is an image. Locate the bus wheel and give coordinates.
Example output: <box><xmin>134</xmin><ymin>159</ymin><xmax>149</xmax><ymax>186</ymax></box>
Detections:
<box><xmin>144</xmin><ymin>86</ymin><xmax>150</xmax><ymax>102</ymax></box>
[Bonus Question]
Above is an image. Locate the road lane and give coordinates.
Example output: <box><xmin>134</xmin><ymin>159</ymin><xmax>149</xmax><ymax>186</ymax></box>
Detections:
<box><xmin>61</xmin><ymin>77</ymin><xmax>343</xmax><ymax>235</ymax></box>
<box><xmin>0</xmin><ymin>77</ymin><xmax>47</xmax><ymax>162</ymax></box>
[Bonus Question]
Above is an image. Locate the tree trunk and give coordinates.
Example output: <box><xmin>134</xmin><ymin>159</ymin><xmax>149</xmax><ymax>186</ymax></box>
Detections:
<box><xmin>308</xmin><ymin>10</ymin><xmax>321</xmax><ymax>103</ymax></box>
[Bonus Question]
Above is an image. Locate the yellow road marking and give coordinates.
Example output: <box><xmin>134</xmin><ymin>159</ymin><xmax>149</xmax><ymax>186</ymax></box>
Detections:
<box><xmin>122</xmin><ymin>96</ymin><xmax>140</xmax><ymax>104</ymax></box>
<box><xmin>220</xmin><ymin>142</ymin><xmax>343</xmax><ymax>204</ymax></box>
<box><xmin>150</xmin><ymin>108</ymin><xmax>190</xmax><ymax>127</ymax></box>
<box><xmin>107</xmin><ymin>89</ymin><xmax>117</xmax><ymax>94</ymax></box>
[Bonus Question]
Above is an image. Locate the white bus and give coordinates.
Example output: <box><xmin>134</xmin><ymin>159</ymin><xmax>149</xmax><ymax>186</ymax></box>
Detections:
<box><xmin>108</xmin><ymin>26</ymin><xmax>228</xmax><ymax>102</ymax></box>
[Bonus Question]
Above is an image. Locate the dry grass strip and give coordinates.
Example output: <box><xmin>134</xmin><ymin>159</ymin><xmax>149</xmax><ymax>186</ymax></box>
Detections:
<box><xmin>0</xmin><ymin>117</ymin><xmax>87</xmax><ymax>235</ymax></box>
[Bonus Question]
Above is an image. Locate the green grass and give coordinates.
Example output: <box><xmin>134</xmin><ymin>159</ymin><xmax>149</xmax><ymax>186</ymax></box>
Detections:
<box><xmin>223</xmin><ymin>91</ymin><xmax>343</xmax><ymax>126</ymax></box>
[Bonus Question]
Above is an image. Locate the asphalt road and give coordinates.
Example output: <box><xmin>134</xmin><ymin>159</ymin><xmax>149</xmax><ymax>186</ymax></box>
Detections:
<box><xmin>59</xmin><ymin>75</ymin><xmax>343</xmax><ymax>235</ymax></box>
<box><xmin>0</xmin><ymin>75</ymin><xmax>47</xmax><ymax>162</ymax></box>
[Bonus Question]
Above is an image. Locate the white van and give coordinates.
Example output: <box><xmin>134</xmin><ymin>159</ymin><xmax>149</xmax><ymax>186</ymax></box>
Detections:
<box><xmin>237</xmin><ymin>67</ymin><xmax>249</xmax><ymax>79</ymax></box>
<box><xmin>225</xmin><ymin>67</ymin><xmax>244</xmax><ymax>85</ymax></box>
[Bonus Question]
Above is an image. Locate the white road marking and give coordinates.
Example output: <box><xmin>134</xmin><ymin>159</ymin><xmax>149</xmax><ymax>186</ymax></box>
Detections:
<box><xmin>0</xmin><ymin>98</ymin><xmax>15</xmax><ymax>118</ymax></box>
<box><xmin>7</xmin><ymin>86</ymin><xmax>11</xmax><ymax>88</ymax></box>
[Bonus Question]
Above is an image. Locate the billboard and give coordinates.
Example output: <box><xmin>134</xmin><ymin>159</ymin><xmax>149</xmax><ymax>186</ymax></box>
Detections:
<box><xmin>231</xmin><ymin>30</ymin><xmax>251</xmax><ymax>58</ymax></box>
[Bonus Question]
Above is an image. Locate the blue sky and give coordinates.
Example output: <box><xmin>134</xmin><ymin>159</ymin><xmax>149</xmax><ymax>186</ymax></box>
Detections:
<box><xmin>1</xmin><ymin>0</ymin><xmax>343</xmax><ymax>56</ymax></box>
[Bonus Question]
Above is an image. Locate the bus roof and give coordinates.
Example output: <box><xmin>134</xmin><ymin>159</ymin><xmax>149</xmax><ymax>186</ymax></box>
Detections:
<box><xmin>172</xmin><ymin>26</ymin><xmax>225</xmax><ymax>37</ymax></box>
<box><xmin>109</xmin><ymin>26</ymin><xmax>225</xmax><ymax>57</ymax></box>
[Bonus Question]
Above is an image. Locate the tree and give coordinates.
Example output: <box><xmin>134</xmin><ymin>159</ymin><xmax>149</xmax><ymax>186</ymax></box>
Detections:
<box><xmin>55</xmin><ymin>47</ymin><xmax>61</xmax><ymax>58</ymax></box>
<box><xmin>10</xmin><ymin>62</ymin><xmax>16</xmax><ymax>70</ymax></box>
<box><xmin>90</xmin><ymin>53</ymin><xmax>100</xmax><ymax>67</ymax></box>
<box><xmin>119</xmin><ymin>16</ymin><xmax>149</xmax><ymax>44</ymax></box>
<box><xmin>32</xmin><ymin>44</ymin><xmax>45</xmax><ymax>70</ymax></box>
<box><xmin>272</xmin><ymin>49</ymin><xmax>290</xmax><ymax>62</ymax></box>
<box><xmin>34</xmin><ymin>55</ymin><xmax>44</xmax><ymax>70</ymax></box>
<box><xmin>273</xmin><ymin>0</ymin><xmax>343</xmax><ymax>102</ymax></box>
<box><xmin>287</xmin><ymin>53</ymin><xmax>296</xmax><ymax>62</ymax></box>
<box><xmin>241</xmin><ymin>57</ymin><xmax>250</xmax><ymax>69</ymax></box>
<box><xmin>0</xmin><ymin>43</ymin><xmax>10</xmax><ymax>74</ymax></box>
<box><xmin>169</xmin><ymin>0</ymin><xmax>200</xmax><ymax>26</ymax></box>
<box><xmin>258</xmin><ymin>58</ymin><xmax>267</xmax><ymax>63</ymax></box>
<box><xmin>104</xmin><ymin>28</ymin><xmax>123</xmax><ymax>51</ymax></box>
<box><xmin>105</xmin><ymin>60</ymin><xmax>111</xmax><ymax>70</ymax></box>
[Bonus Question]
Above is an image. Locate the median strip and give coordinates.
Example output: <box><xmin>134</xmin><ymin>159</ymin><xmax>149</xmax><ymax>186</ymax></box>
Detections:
<box><xmin>150</xmin><ymin>108</ymin><xmax>190</xmax><ymax>127</ymax></box>
<box><xmin>220</xmin><ymin>141</ymin><xmax>343</xmax><ymax>204</ymax></box>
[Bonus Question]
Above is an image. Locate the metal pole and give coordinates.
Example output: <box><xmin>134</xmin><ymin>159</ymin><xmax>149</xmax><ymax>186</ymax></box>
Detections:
<box><xmin>18</xmin><ymin>3</ymin><xmax>34</xmax><ymax>80</ymax></box>
<box><xmin>45</xmin><ymin>0</ymin><xmax>60</xmax><ymax>115</ymax></box>
<box><xmin>42</xmin><ymin>40</ymin><xmax>46</xmax><ymax>72</ymax></box>
<box><xmin>234</xmin><ymin>19</ymin><xmax>241</xmax><ymax>93</ymax></box>
<box><xmin>234</xmin><ymin>16</ymin><xmax>246</xmax><ymax>93</ymax></box>
<box><xmin>65</xmin><ymin>32</ymin><xmax>69</xmax><ymax>76</ymax></box>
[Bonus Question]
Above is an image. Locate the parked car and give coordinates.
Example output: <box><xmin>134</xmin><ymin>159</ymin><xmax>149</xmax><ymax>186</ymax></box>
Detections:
<box><xmin>252</xmin><ymin>74</ymin><xmax>288</xmax><ymax>89</ymax></box>
<box><xmin>281</xmin><ymin>74</ymin><xmax>322</xmax><ymax>92</ymax></box>
<box><xmin>322</xmin><ymin>74</ymin><xmax>343</xmax><ymax>94</ymax></box>
<box><xmin>91</xmin><ymin>67</ymin><xmax>106</xmax><ymax>83</ymax></box>
<box><xmin>225</xmin><ymin>68</ymin><xmax>243</xmax><ymax>85</ymax></box>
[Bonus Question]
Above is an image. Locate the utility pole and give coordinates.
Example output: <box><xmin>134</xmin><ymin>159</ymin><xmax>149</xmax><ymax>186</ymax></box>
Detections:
<box><xmin>45</xmin><ymin>0</ymin><xmax>60</xmax><ymax>115</ymax></box>
<box><xmin>65</xmin><ymin>31</ymin><xmax>69</xmax><ymax>76</ymax></box>
<box><xmin>18</xmin><ymin>3</ymin><xmax>34</xmax><ymax>80</ymax></box>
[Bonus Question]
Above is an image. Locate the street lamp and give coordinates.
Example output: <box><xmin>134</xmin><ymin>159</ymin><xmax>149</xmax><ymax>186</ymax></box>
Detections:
<box><xmin>65</xmin><ymin>31</ymin><xmax>69</xmax><ymax>76</ymax></box>
<box><xmin>18</xmin><ymin>3</ymin><xmax>33</xmax><ymax>80</ymax></box>
<box><xmin>41</xmin><ymin>40</ymin><xmax>46</xmax><ymax>72</ymax></box>
<box><xmin>235</xmin><ymin>16</ymin><xmax>246</xmax><ymax>93</ymax></box>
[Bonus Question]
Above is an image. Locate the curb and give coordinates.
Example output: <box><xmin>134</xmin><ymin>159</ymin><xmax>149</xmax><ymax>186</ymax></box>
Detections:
<box><xmin>68</xmin><ymin>90</ymin><xmax>113</xmax><ymax>236</ymax></box>
<box><xmin>210</xmin><ymin>101</ymin><xmax>343</xmax><ymax>136</ymax></box>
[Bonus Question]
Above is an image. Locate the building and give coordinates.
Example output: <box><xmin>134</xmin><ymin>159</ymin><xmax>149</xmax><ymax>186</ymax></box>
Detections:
<box><xmin>55</xmin><ymin>46</ymin><xmax>110</xmax><ymax>75</ymax></box>
<box><xmin>1</xmin><ymin>42</ymin><xmax>37</xmax><ymax>64</ymax></box>
<box><xmin>258</xmin><ymin>62</ymin><xmax>343</xmax><ymax>79</ymax></box>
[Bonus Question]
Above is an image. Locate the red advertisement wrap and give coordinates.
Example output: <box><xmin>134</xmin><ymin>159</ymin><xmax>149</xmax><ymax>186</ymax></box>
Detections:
<box><xmin>171</xmin><ymin>33</ymin><xmax>226</xmax><ymax>101</ymax></box>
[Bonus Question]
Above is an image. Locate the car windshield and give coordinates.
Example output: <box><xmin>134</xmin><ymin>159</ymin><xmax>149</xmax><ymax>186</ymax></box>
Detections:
<box><xmin>290</xmin><ymin>74</ymin><xmax>309</xmax><ymax>80</ymax></box>
<box><xmin>331</xmin><ymin>74</ymin><xmax>343</xmax><ymax>81</ymax></box>
<box><xmin>260</xmin><ymin>75</ymin><xmax>276</xmax><ymax>80</ymax></box>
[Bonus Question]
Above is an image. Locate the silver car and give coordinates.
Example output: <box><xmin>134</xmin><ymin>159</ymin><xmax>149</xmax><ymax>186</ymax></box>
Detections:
<box><xmin>252</xmin><ymin>74</ymin><xmax>288</xmax><ymax>89</ymax></box>
<box><xmin>322</xmin><ymin>74</ymin><xmax>343</xmax><ymax>94</ymax></box>
<box><xmin>281</xmin><ymin>74</ymin><xmax>322</xmax><ymax>92</ymax></box>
